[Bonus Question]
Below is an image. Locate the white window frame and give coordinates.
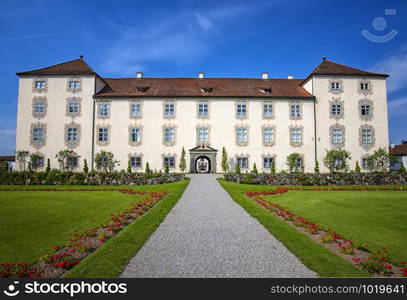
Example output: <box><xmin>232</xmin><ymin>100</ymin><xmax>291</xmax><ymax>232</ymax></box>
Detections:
<box><xmin>33</xmin><ymin>127</ymin><xmax>44</xmax><ymax>141</ymax></box>
<box><xmin>236</xmin><ymin>103</ymin><xmax>247</xmax><ymax>118</ymax></box>
<box><xmin>290</xmin><ymin>104</ymin><xmax>301</xmax><ymax>118</ymax></box>
<box><xmin>331</xmin><ymin>104</ymin><xmax>341</xmax><ymax>115</ymax></box>
<box><xmin>362</xmin><ymin>129</ymin><xmax>372</xmax><ymax>144</ymax></box>
<box><xmin>236</xmin><ymin>157</ymin><xmax>248</xmax><ymax>169</ymax></box>
<box><xmin>67</xmin><ymin>127</ymin><xmax>78</xmax><ymax>142</ymax></box>
<box><xmin>99</xmin><ymin>103</ymin><xmax>109</xmax><ymax>117</ymax></box>
<box><xmin>35</xmin><ymin>80</ymin><xmax>46</xmax><ymax>89</ymax></box>
<box><xmin>291</xmin><ymin>128</ymin><xmax>302</xmax><ymax>144</ymax></box>
<box><xmin>164</xmin><ymin>127</ymin><xmax>175</xmax><ymax>143</ymax></box>
<box><xmin>164</xmin><ymin>103</ymin><xmax>175</xmax><ymax>117</ymax></box>
<box><xmin>98</xmin><ymin>127</ymin><xmax>109</xmax><ymax>142</ymax></box>
<box><xmin>263</xmin><ymin>103</ymin><xmax>273</xmax><ymax>118</ymax></box>
<box><xmin>68</xmin><ymin>80</ymin><xmax>81</xmax><ymax>89</ymax></box>
<box><xmin>263</xmin><ymin>157</ymin><xmax>274</xmax><ymax>169</ymax></box>
<box><xmin>163</xmin><ymin>156</ymin><xmax>175</xmax><ymax>168</ymax></box>
<box><xmin>130</xmin><ymin>156</ymin><xmax>142</xmax><ymax>168</ymax></box>
<box><xmin>236</xmin><ymin>127</ymin><xmax>248</xmax><ymax>143</ymax></box>
<box><xmin>131</xmin><ymin>103</ymin><xmax>142</xmax><ymax>117</ymax></box>
<box><xmin>198</xmin><ymin>103</ymin><xmax>209</xmax><ymax>117</ymax></box>
<box><xmin>332</xmin><ymin>129</ymin><xmax>343</xmax><ymax>144</ymax></box>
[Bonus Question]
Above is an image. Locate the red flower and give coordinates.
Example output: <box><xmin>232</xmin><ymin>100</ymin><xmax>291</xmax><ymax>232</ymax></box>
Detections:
<box><xmin>385</xmin><ymin>264</ymin><xmax>392</xmax><ymax>269</ymax></box>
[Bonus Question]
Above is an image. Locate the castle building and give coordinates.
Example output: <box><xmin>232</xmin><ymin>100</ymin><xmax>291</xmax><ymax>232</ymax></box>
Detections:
<box><xmin>15</xmin><ymin>57</ymin><xmax>389</xmax><ymax>173</ymax></box>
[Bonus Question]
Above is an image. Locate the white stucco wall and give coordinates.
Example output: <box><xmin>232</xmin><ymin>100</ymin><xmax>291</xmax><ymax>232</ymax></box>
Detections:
<box><xmin>94</xmin><ymin>98</ymin><xmax>316</xmax><ymax>172</ymax></box>
<box><xmin>16</xmin><ymin>75</ymin><xmax>96</xmax><ymax>170</ymax></box>
<box><xmin>15</xmin><ymin>73</ymin><xmax>389</xmax><ymax>173</ymax></box>
<box><xmin>312</xmin><ymin>75</ymin><xmax>389</xmax><ymax>172</ymax></box>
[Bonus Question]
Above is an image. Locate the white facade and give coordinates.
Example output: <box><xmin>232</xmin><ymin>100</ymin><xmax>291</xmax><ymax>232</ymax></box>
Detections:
<box><xmin>15</xmin><ymin>59</ymin><xmax>389</xmax><ymax>173</ymax></box>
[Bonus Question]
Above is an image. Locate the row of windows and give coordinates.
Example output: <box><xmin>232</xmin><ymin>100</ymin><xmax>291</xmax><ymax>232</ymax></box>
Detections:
<box><xmin>34</xmin><ymin>80</ymin><xmax>81</xmax><ymax>90</ymax></box>
<box><xmin>31</xmin><ymin>98</ymin><xmax>373</xmax><ymax>121</ymax></box>
<box><xmin>31</xmin><ymin>154</ymin><xmax>373</xmax><ymax>171</ymax></box>
<box><xmin>30</xmin><ymin>123</ymin><xmax>375</xmax><ymax>149</ymax></box>
<box><xmin>330</xmin><ymin>81</ymin><xmax>371</xmax><ymax>92</ymax></box>
<box><xmin>330</xmin><ymin>102</ymin><xmax>372</xmax><ymax>117</ymax></box>
<box><xmin>97</xmin><ymin>102</ymin><xmax>303</xmax><ymax>120</ymax></box>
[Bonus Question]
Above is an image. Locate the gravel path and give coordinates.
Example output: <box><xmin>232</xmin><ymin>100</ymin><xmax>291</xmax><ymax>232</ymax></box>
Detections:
<box><xmin>120</xmin><ymin>174</ymin><xmax>316</xmax><ymax>278</ymax></box>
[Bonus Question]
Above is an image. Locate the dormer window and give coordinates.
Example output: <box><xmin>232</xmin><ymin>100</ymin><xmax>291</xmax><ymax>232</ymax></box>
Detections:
<box><xmin>199</xmin><ymin>87</ymin><xmax>213</xmax><ymax>94</ymax></box>
<box><xmin>258</xmin><ymin>87</ymin><xmax>272</xmax><ymax>94</ymax></box>
<box><xmin>136</xmin><ymin>87</ymin><xmax>149</xmax><ymax>93</ymax></box>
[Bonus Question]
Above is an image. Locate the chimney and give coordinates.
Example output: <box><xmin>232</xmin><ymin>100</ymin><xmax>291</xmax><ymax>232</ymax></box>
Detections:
<box><xmin>390</xmin><ymin>142</ymin><xmax>396</xmax><ymax>149</ymax></box>
<box><xmin>198</xmin><ymin>72</ymin><xmax>204</xmax><ymax>79</ymax></box>
<box><xmin>261</xmin><ymin>72</ymin><xmax>269</xmax><ymax>79</ymax></box>
<box><xmin>136</xmin><ymin>72</ymin><xmax>143</xmax><ymax>79</ymax></box>
<box><xmin>287</xmin><ymin>74</ymin><xmax>294</xmax><ymax>79</ymax></box>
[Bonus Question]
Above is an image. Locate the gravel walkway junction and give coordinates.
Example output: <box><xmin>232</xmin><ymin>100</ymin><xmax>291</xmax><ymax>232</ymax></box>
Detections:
<box><xmin>120</xmin><ymin>174</ymin><xmax>316</xmax><ymax>278</ymax></box>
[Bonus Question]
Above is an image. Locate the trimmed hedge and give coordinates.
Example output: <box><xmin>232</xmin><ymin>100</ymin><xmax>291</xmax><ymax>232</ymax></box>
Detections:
<box><xmin>0</xmin><ymin>171</ymin><xmax>185</xmax><ymax>186</ymax></box>
<box><xmin>223</xmin><ymin>173</ymin><xmax>407</xmax><ymax>186</ymax></box>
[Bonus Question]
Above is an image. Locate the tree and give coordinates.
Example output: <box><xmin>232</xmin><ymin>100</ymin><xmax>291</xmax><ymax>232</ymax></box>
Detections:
<box><xmin>164</xmin><ymin>164</ymin><xmax>169</xmax><ymax>174</ymax></box>
<box><xmin>29</xmin><ymin>153</ymin><xmax>42</xmax><ymax>172</ymax></box>
<box><xmin>145</xmin><ymin>162</ymin><xmax>151</xmax><ymax>174</ymax></box>
<box><xmin>56</xmin><ymin>149</ymin><xmax>77</xmax><ymax>171</ymax></box>
<box><xmin>235</xmin><ymin>162</ymin><xmax>241</xmax><ymax>174</ymax></box>
<box><xmin>127</xmin><ymin>159</ymin><xmax>132</xmax><ymax>173</ymax></box>
<box><xmin>252</xmin><ymin>163</ymin><xmax>258</xmax><ymax>174</ymax></box>
<box><xmin>400</xmin><ymin>164</ymin><xmax>406</xmax><ymax>173</ymax></box>
<box><xmin>323</xmin><ymin>149</ymin><xmax>351</xmax><ymax>173</ymax></box>
<box><xmin>16</xmin><ymin>150</ymin><xmax>29</xmax><ymax>171</ymax></box>
<box><xmin>0</xmin><ymin>161</ymin><xmax>8</xmax><ymax>172</ymax></box>
<box><xmin>271</xmin><ymin>160</ymin><xmax>276</xmax><ymax>173</ymax></box>
<box><xmin>286</xmin><ymin>153</ymin><xmax>304</xmax><ymax>173</ymax></box>
<box><xmin>355</xmin><ymin>161</ymin><xmax>361</xmax><ymax>173</ymax></box>
<box><xmin>369</xmin><ymin>148</ymin><xmax>391</xmax><ymax>172</ymax></box>
<box><xmin>221</xmin><ymin>147</ymin><xmax>229</xmax><ymax>172</ymax></box>
<box><xmin>83</xmin><ymin>159</ymin><xmax>89</xmax><ymax>173</ymax></box>
<box><xmin>314</xmin><ymin>161</ymin><xmax>320</xmax><ymax>173</ymax></box>
<box><xmin>179</xmin><ymin>147</ymin><xmax>186</xmax><ymax>173</ymax></box>
<box><xmin>94</xmin><ymin>151</ymin><xmax>118</xmax><ymax>172</ymax></box>
<box><xmin>45</xmin><ymin>159</ymin><xmax>51</xmax><ymax>173</ymax></box>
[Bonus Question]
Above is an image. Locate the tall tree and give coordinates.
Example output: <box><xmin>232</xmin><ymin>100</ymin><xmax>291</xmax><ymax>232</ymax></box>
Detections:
<box><xmin>369</xmin><ymin>148</ymin><xmax>392</xmax><ymax>172</ymax></box>
<box><xmin>16</xmin><ymin>150</ymin><xmax>29</xmax><ymax>171</ymax></box>
<box><xmin>221</xmin><ymin>147</ymin><xmax>229</xmax><ymax>172</ymax></box>
<box><xmin>45</xmin><ymin>159</ymin><xmax>51</xmax><ymax>173</ymax></box>
<box><xmin>323</xmin><ymin>149</ymin><xmax>351</xmax><ymax>173</ymax></box>
<box><xmin>179</xmin><ymin>147</ymin><xmax>186</xmax><ymax>173</ymax></box>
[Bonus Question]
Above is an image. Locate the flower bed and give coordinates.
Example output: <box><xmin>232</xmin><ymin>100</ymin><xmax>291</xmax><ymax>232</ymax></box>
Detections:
<box><xmin>0</xmin><ymin>189</ymin><xmax>168</xmax><ymax>278</ymax></box>
<box><xmin>245</xmin><ymin>189</ymin><xmax>406</xmax><ymax>277</ymax></box>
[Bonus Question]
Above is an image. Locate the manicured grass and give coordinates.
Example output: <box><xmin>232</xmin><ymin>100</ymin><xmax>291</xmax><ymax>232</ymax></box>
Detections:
<box><xmin>65</xmin><ymin>179</ymin><xmax>189</xmax><ymax>278</ymax></box>
<box><xmin>262</xmin><ymin>190</ymin><xmax>407</xmax><ymax>265</ymax></box>
<box><xmin>218</xmin><ymin>179</ymin><xmax>369</xmax><ymax>277</ymax></box>
<box><xmin>0</xmin><ymin>180</ymin><xmax>189</xmax><ymax>268</ymax></box>
<box><xmin>0</xmin><ymin>191</ymin><xmax>145</xmax><ymax>263</ymax></box>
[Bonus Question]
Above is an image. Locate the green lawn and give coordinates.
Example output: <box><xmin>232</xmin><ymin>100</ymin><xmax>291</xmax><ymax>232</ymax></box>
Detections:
<box><xmin>65</xmin><ymin>179</ymin><xmax>189</xmax><ymax>277</ymax></box>
<box><xmin>0</xmin><ymin>180</ymin><xmax>189</xmax><ymax>268</ymax></box>
<box><xmin>262</xmin><ymin>190</ymin><xmax>407</xmax><ymax>265</ymax></box>
<box><xmin>219</xmin><ymin>179</ymin><xmax>372</xmax><ymax>277</ymax></box>
<box><xmin>219</xmin><ymin>179</ymin><xmax>407</xmax><ymax>276</ymax></box>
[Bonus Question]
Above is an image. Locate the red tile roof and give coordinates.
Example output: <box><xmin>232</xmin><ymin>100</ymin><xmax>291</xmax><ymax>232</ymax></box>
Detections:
<box><xmin>389</xmin><ymin>144</ymin><xmax>407</xmax><ymax>155</ymax></box>
<box><xmin>15</xmin><ymin>58</ymin><xmax>389</xmax><ymax>99</ymax></box>
<box><xmin>16</xmin><ymin>58</ymin><xmax>96</xmax><ymax>76</ymax></box>
<box><xmin>0</xmin><ymin>156</ymin><xmax>15</xmax><ymax>162</ymax></box>
<box><xmin>302</xmin><ymin>59</ymin><xmax>388</xmax><ymax>83</ymax></box>
<box><xmin>95</xmin><ymin>78</ymin><xmax>314</xmax><ymax>99</ymax></box>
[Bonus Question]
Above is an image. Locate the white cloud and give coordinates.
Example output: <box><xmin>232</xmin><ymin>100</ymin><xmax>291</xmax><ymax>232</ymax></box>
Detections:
<box><xmin>0</xmin><ymin>129</ymin><xmax>16</xmax><ymax>136</ymax></box>
<box><xmin>388</xmin><ymin>97</ymin><xmax>407</xmax><ymax>116</ymax></box>
<box><xmin>0</xmin><ymin>33</ymin><xmax>56</xmax><ymax>43</ymax></box>
<box><xmin>371</xmin><ymin>52</ymin><xmax>407</xmax><ymax>93</ymax></box>
<box><xmin>101</xmin><ymin>1</ymin><xmax>280</xmax><ymax>76</ymax></box>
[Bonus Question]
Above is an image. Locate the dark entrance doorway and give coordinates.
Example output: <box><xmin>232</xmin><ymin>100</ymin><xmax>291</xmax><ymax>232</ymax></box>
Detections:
<box><xmin>196</xmin><ymin>156</ymin><xmax>211</xmax><ymax>173</ymax></box>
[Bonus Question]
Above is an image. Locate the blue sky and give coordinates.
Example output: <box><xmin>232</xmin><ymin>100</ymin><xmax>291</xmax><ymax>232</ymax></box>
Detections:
<box><xmin>0</xmin><ymin>0</ymin><xmax>406</xmax><ymax>155</ymax></box>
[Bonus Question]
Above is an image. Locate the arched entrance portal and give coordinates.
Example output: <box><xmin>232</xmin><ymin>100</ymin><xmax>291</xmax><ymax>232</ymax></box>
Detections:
<box><xmin>196</xmin><ymin>156</ymin><xmax>211</xmax><ymax>173</ymax></box>
<box><xmin>189</xmin><ymin>145</ymin><xmax>218</xmax><ymax>173</ymax></box>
